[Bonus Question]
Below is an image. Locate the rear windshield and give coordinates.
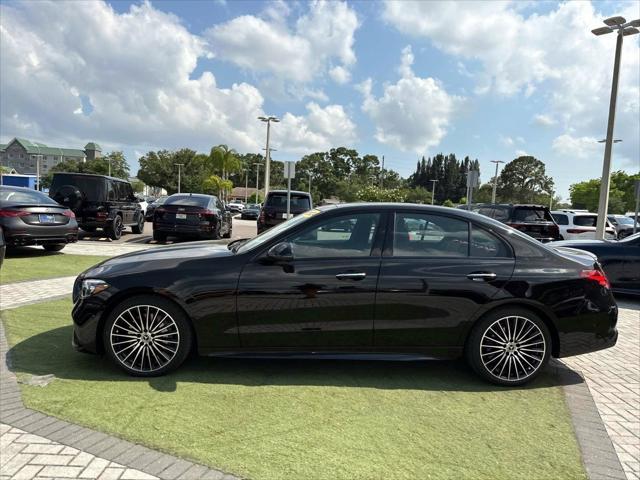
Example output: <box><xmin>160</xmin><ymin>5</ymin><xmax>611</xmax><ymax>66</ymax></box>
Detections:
<box><xmin>265</xmin><ymin>193</ymin><xmax>311</xmax><ymax>210</ymax></box>
<box><xmin>50</xmin><ymin>174</ymin><xmax>106</xmax><ymax>201</ymax></box>
<box><xmin>0</xmin><ymin>188</ymin><xmax>59</xmax><ymax>205</ymax></box>
<box><xmin>573</xmin><ymin>215</ymin><xmax>597</xmax><ymax>227</ymax></box>
<box><xmin>164</xmin><ymin>195</ymin><xmax>211</xmax><ymax>207</ymax></box>
<box><xmin>512</xmin><ymin>207</ymin><xmax>552</xmax><ymax>222</ymax></box>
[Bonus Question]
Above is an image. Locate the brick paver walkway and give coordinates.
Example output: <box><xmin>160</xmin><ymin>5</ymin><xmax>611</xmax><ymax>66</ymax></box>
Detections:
<box><xmin>0</xmin><ymin>277</ymin><xmax>76</xmax><ymax>310</ymax></box>
<box><xmin>564</xmin><ymin>301</ymin><xmax>640</xmax><ymax>480</ymax></box>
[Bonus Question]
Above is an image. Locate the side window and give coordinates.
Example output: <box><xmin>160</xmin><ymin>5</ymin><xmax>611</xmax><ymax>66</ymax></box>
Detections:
<box><xmin>394</xmin><ymin>213</ymin><xmax>468</xmax><ymax>257</ymax></box>
<box><xmin>470</xmin><ymin>226</ymin><xmax>511</xmax><ymax>258</ymax></box>
<box><xmin>107</xmin><ymin>182</ymin><xmax>116</xmax><ymax>201</ymax></box>
<box><xmin>124</xmin><ymin>183</ymin><xmax>134</xmax><ymax>200</ymax></box>
<box><xmin>288</xmin><ymin>213</ymin><xmax>381</xmax><ymax>259</ymax></box>
<box><xmin>492</xmin><ymin>207</ymin><xmax>510</xmax><ymax>222</ymax></box>
<box><xmin>552</xmin><ymin>214</ymin><xmax>569</xmax><ymax>225</ymax></box>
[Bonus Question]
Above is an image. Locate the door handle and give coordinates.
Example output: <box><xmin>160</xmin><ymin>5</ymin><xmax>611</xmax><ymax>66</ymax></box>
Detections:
<box><xmin>336</xmin><ymin>272</ymin><xmax>367</xmax><ymax>281</ymax></box>
<box><xmin>467</xmin><ymin>272</ymin><xmax>497</xmax><ymax>282</ymax></box>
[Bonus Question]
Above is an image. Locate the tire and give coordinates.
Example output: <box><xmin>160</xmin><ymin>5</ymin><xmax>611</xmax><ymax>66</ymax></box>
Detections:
<box><xmin>212</xmin><ymin>221</ymin><xmax>221</xmax><ymax>240</ymax></box>
<box><xmin>222</xmin><ymin>223</ymin><xmax>232</xmax><ymax>239</ymax></box>
<box><xmin>43</xmin><ymin>244</ymin><xmax>65</xmax><ymax>252</ymax></box>
<box><xmin>465</xmin><ymin>307</ymin><xmax>551</xmax><ymax>386</ymax></box>
<box><xmin>103</xmin><ymin>295</ymin><xmax>193</xmax><ymax>376</ymax></box>
<box><xmin>131</xmin><ymin>215</ymin><xmax>144</xmax><ymax>234</ymax></box>
<box><xmin>153</xmin><ymin>230</ymin><xmax>167</xmax><ymax>243</ymax></box>
<box><xmin>106</xmin><ymin>215</ymin><xmax>123</xmax><ymax>240</ymax></box>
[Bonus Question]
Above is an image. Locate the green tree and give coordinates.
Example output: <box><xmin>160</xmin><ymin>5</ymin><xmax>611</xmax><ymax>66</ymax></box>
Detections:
<box><xmin>138</xmin><ymin>149</ymin><xmax>212</xmax><ymax>195</ymax></box>
<box><xmin>202</xmin><ymin>175</ymin><xmax>233</xmax><ymax>197</ymax></box>
<box><xmin>570</xmin><ymin>171</ymin><xmax>639</xmax><ymax>213</ymax></box>
<box><xmin>130</xmin><ymin>179</ymin><xmax>145</xmax><ymax>193</ymax></box>
<box><xmin>442</xmin><ymin>199</ymin><xmax>455</xmax><ymax>208</ymax></box>
<box><xmin>404</xmin><ymin>187</ymin><xmax>432</xmax><ymax>204</ymax></box>
<box><xmin>42</xmin><ymin>151</ymin><xmax>130</xmax><ymax>188</ymax></box>
<box><xmin>497</xmin><ymin>156</ymin><xmax>554</xmax><ymax>203</ymax></box>
<box><xmin>355</xmin><ymin>185</ymin><xmax>406</xmax><ymax>202</ymax></box>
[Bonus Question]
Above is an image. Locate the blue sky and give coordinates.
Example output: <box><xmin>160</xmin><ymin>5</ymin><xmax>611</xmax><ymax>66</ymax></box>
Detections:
<box><xmin>1</xmin><ymin>0</ymin><xmax>639</xmax><ymax>199</ymax></box>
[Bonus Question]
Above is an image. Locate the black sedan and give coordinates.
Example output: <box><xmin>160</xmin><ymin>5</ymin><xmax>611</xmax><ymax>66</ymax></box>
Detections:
<box><xmin>73</xmin><ymin>203</ymin><xmax>617</xmax><ymax>386</ymax></box>
<box><xmin>152</xmin><ymin>193</ymin><xmax>232</xmax><ymax>242</ymax></box>
<box><xmin>552</xmin><ymin>233</ymin><xmax>640</xmax><ymax>296</ymax></box>
<box><xmin>0</xmin><ymin>186</ymin><xmax>78</xmax><ymax>251</ymax></box>
<box><xmin>145</xmin><ymin>195</ymin><xmax>168</xmax><ymax>222</ymax></box>
<box><xmin>240</xmin><ymin>204</ymin><xmax>260</xmax><ymax>220</ymax></box>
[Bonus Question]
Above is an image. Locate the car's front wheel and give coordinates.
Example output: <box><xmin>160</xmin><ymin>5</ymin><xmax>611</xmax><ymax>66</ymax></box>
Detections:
<box><xmin>103</xmin><ymin>295</ymin><xmax>192</xmax><ymax>376</ymax></box>
<box><xmin>466</xmin><ymin>308</ymin><xmax>551</xmax><ymax>386</ymax></box>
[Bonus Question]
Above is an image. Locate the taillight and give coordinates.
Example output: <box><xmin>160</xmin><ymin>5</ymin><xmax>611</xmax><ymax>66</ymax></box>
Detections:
<box><xmin>0</xmin><ymin>209</ymin><xmax>30</xmax><ymax>217</ymax></box>
<box><xmin>580</xmin><ymin>269</ymin><xmax>610</xmax><ymax>289</ymax></box>
<box><xmin>63</xmin><ymin>210</ymin><xmax>75</xmax><ymax>218</ymax></box>
<box><xmin>258</xmin><ymin>210</ymin><xmax>265</xmax><ymax>222</ymax></box>
<box><xmin>199</xmin><ymin>209</ymin><xmax>215</xmax><ymax>218</ymax></box>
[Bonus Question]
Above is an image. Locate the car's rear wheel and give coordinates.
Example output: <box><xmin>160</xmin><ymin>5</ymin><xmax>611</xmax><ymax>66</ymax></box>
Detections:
<box><xmin>131</xmin><ymin>215</ymin><xmax>144</xmax><ymax>234</ymax></box>
<box><xmin>466</xmin><ymin>308</ymin><xmax>551</xmax><ymax>386</ymax></box>
<box><xmin>103</xmin><ymin>295</ymin><xmax>192</xmax><ymax>376</ymax></box>
<box><xmin>106</xmin><ymin>215</ymin><xmax>123</xmax><ymax>240</ymax></box>
<box><xmin>212</xmin><ymin>221</ymin><xmax>221</xmax><ymax>240</ymax></box>
<box><xmin>43</xmin><ymin>244</ymin><xmax>65</xmax><ymax>252</ymax></box>
<box><xmin>222</xmin><ymin>223</ymin><xmax>232</xmax><ymax>239</ymax></box>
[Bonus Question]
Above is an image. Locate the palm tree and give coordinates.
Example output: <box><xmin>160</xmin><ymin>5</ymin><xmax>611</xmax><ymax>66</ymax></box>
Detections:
<box><xmin>210</xmin><ymin>145</ymin><xmax>241</xmax><ymax>201</ymax></box>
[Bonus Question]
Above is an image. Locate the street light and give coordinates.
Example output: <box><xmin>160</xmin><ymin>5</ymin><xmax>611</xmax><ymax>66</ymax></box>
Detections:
<box><xmin>591</xmin><ymin>15</ymin><xmax>639</xmax><ymax>239</ymax></box>
<box><xmin>35</xmin><ymin>154</ymin><xmax>43</xmax><ymax>191</ymax></box>
<box><xmin>597</xmin><ymin>139</ymin><xmax>622</xmax><ymax>143</ymax></box>
<box><xmin>175</xmin><ymin>163</ymin><xmax>184</xmax><ymax>193</ymax></box>
<box><xmin>430</xmin><ymin>179</ymin><xmax>438</xmax><ymax>205</ymax></box>
<box><xmin>490</xmin><ymin>160</ymin><xmax>505</xmax><ymax>204</ymax></box>
<box><xmin>253</xmin><ymin>162</ymin><xmax>262</xmax><ymax>203</ymax></box>
<box><xmin>243</xmin><ymin>169</ymin><xmax>248</xmax><ymax>204</ymax></box>
<box><xmin>258</xmin><ymin>115</ymin><xmax>279</xmax><ymax>198</ymax></box>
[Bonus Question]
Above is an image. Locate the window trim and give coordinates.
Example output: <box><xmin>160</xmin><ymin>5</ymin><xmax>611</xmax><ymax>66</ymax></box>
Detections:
<box><xmin>469</xmin><ymin>223</ymin><xmax>514</xmax><ymax>259</ymax></box>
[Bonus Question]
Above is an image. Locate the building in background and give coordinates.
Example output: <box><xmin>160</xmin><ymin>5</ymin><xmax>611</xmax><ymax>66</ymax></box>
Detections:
<box><xmin>0</xmin><ymin>138</ymin><xmax>101</xmax><ymax>175</ymax></box>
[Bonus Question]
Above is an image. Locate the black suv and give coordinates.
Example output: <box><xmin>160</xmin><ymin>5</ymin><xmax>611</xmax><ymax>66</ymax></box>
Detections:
<box><xmin>459</xmin><ymin>203</ymin><xmax>560</xmax><ymax>242</ymax></box>
<box><xmin>50</xmin><ymin>173</ymin><xmax>144</xmax><ymax>240</ymax></box>
<box><xmin>257</xmin><ymin>190</ymin><xmax>312</xmax><ymax>234</ymax></box>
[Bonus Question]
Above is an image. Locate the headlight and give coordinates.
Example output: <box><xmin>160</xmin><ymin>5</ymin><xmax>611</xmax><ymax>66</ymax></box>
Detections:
<box><xmin>80</xmin><ymin>279</ymin><xmax>109</xmax><ymax>298</ymax></box>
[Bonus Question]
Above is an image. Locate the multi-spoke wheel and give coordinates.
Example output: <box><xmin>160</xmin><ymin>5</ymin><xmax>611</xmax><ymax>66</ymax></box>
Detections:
<box><xmin>104</xmin><ymin>295</ymin><xmax>192</xmax><ymax>376</ymax></box>
<box><xmin>466</xmin><ymin>308</ymin><xmax>551</xmax><ymax>386</ymax></box>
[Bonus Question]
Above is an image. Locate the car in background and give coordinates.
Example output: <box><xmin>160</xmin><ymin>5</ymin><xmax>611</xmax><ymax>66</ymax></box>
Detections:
<box><xmin>257</xmin><ymin>190</ymin><xmax>312</xmax><ymax>234</ymax></box>
<box><xmin>50</xmin><ymin>173</ymin><xmax>144</xmax><ymax>240</ymax></box>
<box><xmin>152</xmin><ymin>193</ymin><xmax>232</xmax><ymax>242</ymax></box>
<box><xmin>0</xmin><ymin>185</ymin><xmax>78</xmax><ymax>251</ymax></box>
<box><xmin>552</xmin><ymin>232</ymin><xmax>640</xmax><ymax>296</ymax></box>
<box><xmin>608</xmin><ymin>214</ymin><xmax>636</xmax><ymax>239</ymax></box>
<box><xmin>226</xmin><ymin>200</ymin><xmax>245</xmax><ymax>213</ymax></box>
<box><xmin>240</xmin><ymin>203</ymin><xmax>261</xmax><ymax>220</ymax></box>
<box><xmin>144</xmin><ymin>195</ymin><xmax>168</xmax><ymax>222</ymax></box>
<box><xmin>137</xmin><ymin>196</ymin><xmax>148</xmax><ymax>217</ymax></box>
<box><xmin>0</xmin><ymin>226</ymin><xmax>5</xmax><ymax>267</ymax></box>
<box><xmin>459</xmin><ymin>203</ymin><xmax>561</xmax><ymax>242</ymax></box>
<box><xmin>73</xmin><ymin>203</ymin><xmax>618</xmax><ymax>385</ymax></box>
<box><xmin>551</xmin><ymin>210</ymin><xmax>616</xmax><ymax>240</ymax></box>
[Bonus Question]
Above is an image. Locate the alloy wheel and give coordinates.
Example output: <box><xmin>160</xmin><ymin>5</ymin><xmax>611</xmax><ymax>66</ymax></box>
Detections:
<box><xmin>109</xmin><ymin>305</ymin><xmax>180</xmax><ymax>373</ymax></box>
<box><xmin>479</xmin><ymin>315</ymin><xmax>546</xmax><ymax>382</ymax></box>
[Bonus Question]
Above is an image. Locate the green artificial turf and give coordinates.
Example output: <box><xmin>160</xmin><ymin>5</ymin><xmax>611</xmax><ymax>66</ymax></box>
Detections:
<box><xmin>0</xmin><ymin>251</ymin><xmax>108</xmax><ymax>284</ymax></box>
<box><xmin>2</xmin><ymin>299</ymin><xmax>587</xmax><ymax>480</ymax></box>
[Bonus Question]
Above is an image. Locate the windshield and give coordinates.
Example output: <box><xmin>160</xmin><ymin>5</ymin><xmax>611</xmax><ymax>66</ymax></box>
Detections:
<box><xmin>265</xmin><ymin>193</ymin><xmax>311</xmax><ymax>210</ymax></box>
<box><xmin>512</xmin><ymin>207</ymin><xmax>552</xmax><ymax>222</ymax></box>
<box><xmin>236</xmin><ymin>210</ymin><xmax>320</xmax><ymax>254</ymax></box>
<box><xmin>0</xmin><ymin>187</ymin><xmax>59</xmax><ymax>205</ymax></box>
<box><xmin>165</xmin><ymin>195</ymin><xmax>211</xmax><ymax>207</ymax></box>
<box><xmin>614</xmin><ymin>216</ymin><xmax>635</xmax><ymax>225</ymax></box>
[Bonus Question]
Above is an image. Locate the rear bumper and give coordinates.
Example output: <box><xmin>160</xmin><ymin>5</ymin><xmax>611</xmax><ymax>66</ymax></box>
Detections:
<box><xmin>3</xmin><ymin>224</ymin><xmax>79</xmax><ymax>246</ymax></box>
<box><xmin>153</xmin><ymin>221</ymin><xmax>217</xmax><ymax>238</ymax></box>
<box><xmin>556</xmin><ymin>305</ymin><xmax>618</xmax><ymax>357</ymax></box>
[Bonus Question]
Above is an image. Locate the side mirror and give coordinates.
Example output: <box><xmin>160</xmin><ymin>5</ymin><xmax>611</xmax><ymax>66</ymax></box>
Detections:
<box><xmin>266</xmin><ymin>241</ymin><xmax>294</xmax><ymax>263</ymax></box>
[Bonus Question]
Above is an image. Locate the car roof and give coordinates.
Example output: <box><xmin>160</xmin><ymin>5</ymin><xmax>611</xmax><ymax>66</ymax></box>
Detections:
<box><xmin>267</xmin><ymin>190</ymin><xmax>311</xmax><ymax>195</ymax></box>
<box><xmin>52</xmin><ymin>172</ymin><xmax>128</xmax><ymax>182</ymax></box>
<box><xmin>0</xmin><ymin>185</ymin><xmax>37</xmax><ymax>191</ymax></box>
<box><xmin>169</xmin><ymin>193</ymin><xmax>214</xmax><ymax>198</ymax></box>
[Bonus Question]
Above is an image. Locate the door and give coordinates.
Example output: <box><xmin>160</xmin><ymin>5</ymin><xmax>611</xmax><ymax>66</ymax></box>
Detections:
<box><xmin>237</xmin><ymin>212</ymin><xmax>385</xmax><ymax>348</ymax></box>
<box><xmin>375</xmin><ymin>211</ymin><xmax>515</xmax><ymax>348</ymax></box>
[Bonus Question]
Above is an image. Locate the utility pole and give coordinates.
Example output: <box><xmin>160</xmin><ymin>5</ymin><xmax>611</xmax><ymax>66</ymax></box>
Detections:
<box><xmin>490</xmin><ymin>160</ymin><xmax>504</xmax><ymax>204</ymax></box>
<box><xmin>244</xmin><ymin>169</ymin><xmax>248</xmax><ymax>204</ymax></box>
<box><xmin>253</xmin><ymin>163</ymin><xmax>261</xmax><ymax>203</ymax></box>
<box><xmin>258</xmin><ymin>116</ymin><xmax>279</xmax><ymax>199</ymax></box>
<box><xmin>430</xmin><ymin>179</ymin><xmax>438</xmax><ymax>205</ymax></box>
<box><xmin>380</xmin><ymin>155</ymin><xmax>385</xmax><ymax>188</ymax></box>
<box><xmin>108</xmin><ymin>157</ymin><xmax>112</xmax><ymax>177</ymax></box>
<box><xmin>35</xmin><ymin>154</ymin><xmax>43</xmax><ymax>191</ymax></box>
<box><xmin>308</xmin><ymin>172</ymin><xmax>312</xmax><ymax>195</ymax></box>
<box><xmin>175</xmin><ymin>163</ymin><xmax>184</xmax><ymax>193</ymax></box>
<box><xmin>591</xmin><ymin>15</ymin><xmax>639</xmax><ymax>238</ymax></box>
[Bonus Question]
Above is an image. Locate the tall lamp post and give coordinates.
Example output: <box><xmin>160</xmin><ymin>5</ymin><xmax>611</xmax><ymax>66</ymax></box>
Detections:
<box><xmin>490</xmin><ymin>160</ymin><xmax>504</xmax><ymax>203</ymax></box>
<box><xmin>258</xmin><ymin>116</ymin><xmax>279</xmax><ymax>199</ymax></box>
<box><xmin>253</xmin><ymin>163</ymin><xmax>261</xmax><ymax>203</ymax></box>
<box><xmin>175</xmin><ymin>163</ymin><xmax>184</xmax><ymax>193</ymax></box>
<box><xmin>591</xmin><ymin>15</ymin><xmax>639</xmax><ymax>238</ymax></box>
<box><xmin>35</xmin><ymin>154</ymin><xmax>43</xmax><ymax>191</ymax></box>
<box><xmin>430</xmin><ymin>179</ymin><xmax>438</xmax><ymax>205</ymax></box>
<box><xmin>244</xmin><ymin>169</ymin><xmax>248</xmax><ymax>204</ymax></box>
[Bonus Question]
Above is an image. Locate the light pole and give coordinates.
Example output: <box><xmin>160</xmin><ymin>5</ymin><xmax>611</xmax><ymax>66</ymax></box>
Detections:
<box><xmin>258</xmin><ymin>115</ymin><xmax>279</xmax><ymax>198</ymax></box>
<box><xmin>35</xmin><ymin>154</ymin><xmax>43</xmax><ymax>191</ymax></box>
<box><xmin>108</xmin><ymin>157</ymin><xmax>112</xmax><ymax>177</ymax></box>
<box><xmin>490</xmin><ymin>160</ymin><xmax>504</xmax><ymax>204</ymax></box>
<box><xmin>175</xmin><ymin>163</ymin><xmax>184</xmax><ymax>193</ymax></box>
<box><xmin>430</xmin><ymin>179</ymin><xmax>438</xmax><ymax>205</ymax></box>
<box><xmin>308</xmin><ymin>172</ymin><xmax>312</xmax><ymax>195</ymax></box>
<box><xmin>591</xmin><ymin>15</ymin><xmax>639</xmax><ymax>238</ymax></box>
<box><xmin>244</xmin><ymin>169</ymin><xmax>248</xmax><ymax>204</ymax></box>
<box><xmin>253</xmin><ymin>162</ymin><xmax>261</xmax><ymax>203</ymax></box>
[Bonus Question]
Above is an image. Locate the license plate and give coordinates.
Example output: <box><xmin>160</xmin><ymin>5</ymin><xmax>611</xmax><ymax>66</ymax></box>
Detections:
<box><xmin>39</xmin><ymin>214</ymin><xmax>56</xmax><ymax>224</ymax></box>
<box><xmin>176</xmin><ymin>213</ymin><xmax>187</xmax><ymax>220</ymax></box>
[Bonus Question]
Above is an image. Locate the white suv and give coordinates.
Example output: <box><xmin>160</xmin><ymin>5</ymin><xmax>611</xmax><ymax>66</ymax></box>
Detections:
<box><xmin>551</xmin><ymin>210</ymin><xmax>616</xmax><ymax>240</ymax></box>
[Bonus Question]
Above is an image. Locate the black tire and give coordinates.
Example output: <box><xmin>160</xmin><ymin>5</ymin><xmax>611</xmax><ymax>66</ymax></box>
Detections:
<box><xmin>103</xmin><ymin>295</ymin><xmax>193</xmax><ymax>377</ymax></box>
<box><xmin>106</xmin><ymin>215</ymin><xmax>123</xmax><ymax>240</ymax></box>
<box><xmin>212</xmin><ymin>221</ymin><xmax>221</xmax><ymax>240</ymax></box>
<box><xmin>131</xmin><ymin>215</ymin><xmax>144</xmax><ymax>234</ymax></box>
<box><xmin>222</xmin><ymin>223</ymin><xmax>232</xmax><ymax>239</ymax></box>
<box><xmin>153</xmin><ymin>230</ymin><xmax>167</xmax><ymax>243</ymax></box>
<box><xmin>43</xmin><ymin>244</ymin><xmax>65</xmax><ymax>252</ymax></box>
<box><xmin>465</xmin><ymin>307</ymin><xmax>551</xmax><ymax>386</ymax></box>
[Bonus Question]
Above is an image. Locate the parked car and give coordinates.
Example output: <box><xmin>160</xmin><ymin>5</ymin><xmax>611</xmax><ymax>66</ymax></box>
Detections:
<box><xmin>257</xmin><ymin>190</ymin><xmax>312</xmax><ymax>234</ymax></box>
<box><xmin>240</xmin><ymin>203</ymin><xmax>261</xmax><ymax>220</ymax></box>
<box><xmin>0</xmin><ymin>185</ymin><xmax>78</xmax><ymax>251</ymax></box>
<box><xmin>152</xmin><ymin>193</ymin><xmax>232</xmax><ymax>242</ymax></box>
<box><xmin>49</xmin><ymin>173</ymin><xmax>144</xmax><ymax>240</ymax></box>
<box><xmin>226</xmin><ymin>200</ymin><xmax>245</xmax><ymax>213</ymax></box>
<box><xmin>608</xmin><ymin>214</ymin><xmax>636</xmax><ymax>239</ymax></box>
<box><xmin>459</xmin><ymin>204</ymin><xmax>561</xmax><ymax>242</ymax></box>
<box><xmin>0</xmin><ymin>226</ymin><xmax>5</xmax><ymax>268</ymax></box>
<box><xmin>137</xmin><ymin>197</ymin><xmax>148</xmax><ymax>217</ymax></box>
<box><xmin>551</xmin><ymin>210</ymin><xmax>616</xmax><ymax>240</ymax></box>
<box><xmin>552</xmin><ymin>233</ymin><xmax>640</xmax><ymax>296</ymax></box>
<box><xmin>72</xmin><ymin>203</ymin><xmax>617</xmax><ymax>386</ymax></box>
<box><xmin>144</xmin><ymin>195</ymin><xmax>168</xmax><ymax>222</ymax></box>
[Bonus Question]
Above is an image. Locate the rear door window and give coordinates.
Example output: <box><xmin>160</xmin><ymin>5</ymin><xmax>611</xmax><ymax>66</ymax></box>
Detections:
<box><xmin>551</xmin><ymin>213</ymin><xmax>569</xmax><ymax>225</ymax></box>
<box><xmin>470</xmin><ymin>226</ymin><xmax>511</xmax><ymax>258</ymax></box>
<box><xmin>573</xmin><ymin>215</ymin><xmax>597</xmax><ymax>227</ymax></box>
<box><xmin>393</xmin><ymin>213</ymin><xmax>469</xmax><ymax>257</ymax></box>
<box><xmin>512</xmin><ymin>207</ymin><xmax>552</xmax><ymax>222</ymax></box>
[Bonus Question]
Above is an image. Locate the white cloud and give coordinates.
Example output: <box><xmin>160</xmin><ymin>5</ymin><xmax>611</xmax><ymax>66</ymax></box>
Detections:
<box><xmin>515</xmin><ymin>149</ymin><xmax>528</xmax><ymax>157</ymax></box>
<box><xmin>552</xmin><ymin>134</ymin><xmax>601</xmax><ymax>159</ymax></box>
<box><xmin>500</xmin><ymin>135</ymin><xmax>515</xmax><ymax>147</ymax></box>
<box><xmin>206</xmin><ymin>0</ymin><xmax>359</xmax><ymax>84</ymax></box>
<box><xmin>0</xmin><ymin>1</ymin><xmax>356</xmax><ymax>160</ymax></box>
<box><xmin>533</xmin><ymin>114</ymin><xmax>557</xmax><ymax>127</ymax></box>
<box><xmin>360</xmin><ymin>46</ymin><xmax>463</xmax><ymax>153</ymax></box>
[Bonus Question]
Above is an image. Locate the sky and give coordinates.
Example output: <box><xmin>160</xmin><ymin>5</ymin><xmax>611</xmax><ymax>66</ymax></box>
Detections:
<box><xmin>1</xmin><ymin>0</ymin><xmax>639</xmax><ymax>200</ymax></box>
